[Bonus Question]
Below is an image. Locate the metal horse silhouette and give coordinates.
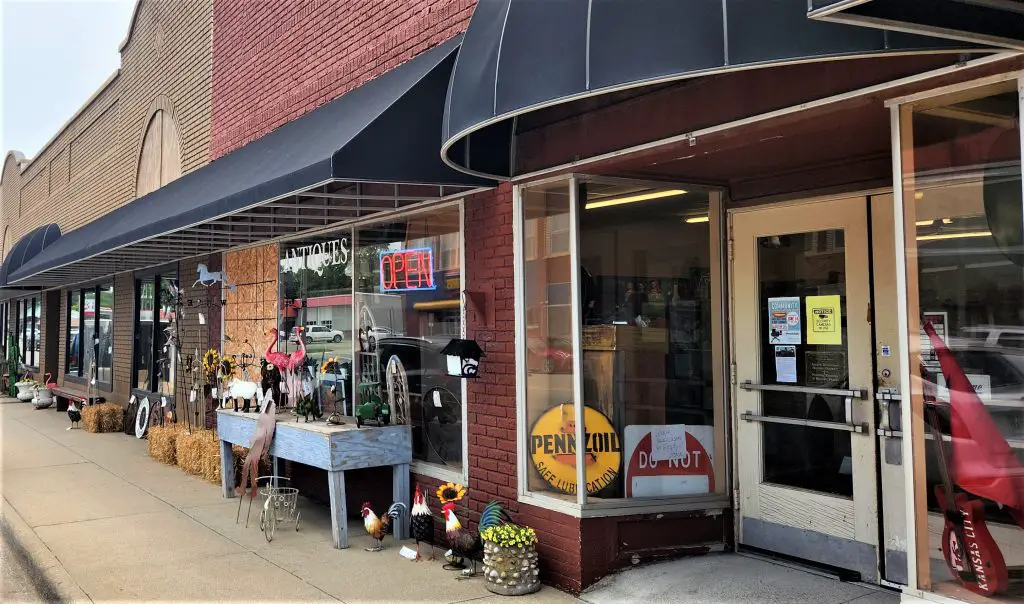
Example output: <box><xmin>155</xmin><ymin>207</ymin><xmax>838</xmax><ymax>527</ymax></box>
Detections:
<box><xmin>193</xmin><ymin>264</ymin><xmax>235</xmax><ymax>290</ymax></box>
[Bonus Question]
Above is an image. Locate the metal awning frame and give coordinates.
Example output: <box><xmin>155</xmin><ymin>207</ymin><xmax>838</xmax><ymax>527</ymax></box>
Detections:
<box><xmin>9</xmin><ymin>179</ymin><xmax>481</xmax><ymax>289</ymax></box>
<box><xmin>809</xmin><ymin>0</ymin><xmax>1024</xmax><ymax>51</ymax></box>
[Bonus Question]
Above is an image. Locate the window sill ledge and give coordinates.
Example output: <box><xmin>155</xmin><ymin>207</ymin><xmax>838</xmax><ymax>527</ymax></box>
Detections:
<box><xmin>517</xmin><ymin>491</ymin><xmax>731</xmax><ymax>518</ymax></box>
<box><xmin>410</xmin><ymin>460</ymin><xmax>466</xmax><ymax>485</ymax></box>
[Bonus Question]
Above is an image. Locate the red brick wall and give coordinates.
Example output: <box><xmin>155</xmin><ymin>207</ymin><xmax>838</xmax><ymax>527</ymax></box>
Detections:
<box><xmin>210</xmin><ymin>0</ymin><xmax>476</xmax><ymax>158</ymax></box>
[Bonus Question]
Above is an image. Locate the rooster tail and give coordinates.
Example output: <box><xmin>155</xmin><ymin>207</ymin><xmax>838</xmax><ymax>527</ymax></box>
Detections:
<box><xmin>386</xmin><ymin>501</ymin><xmax>407</xmax><ymax>520</ymax></box>
<box><xmin>479</xmin><ymin>501</ymin><xmax>509</xmax><ymax>533</ymax></box>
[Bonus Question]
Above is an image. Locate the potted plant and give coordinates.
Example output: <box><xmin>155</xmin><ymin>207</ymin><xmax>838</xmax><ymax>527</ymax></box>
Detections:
<box><xmin>480</xmin><ymin>523</ymin><xmax>540</xmax><ymax>596</ymax></box>
<box><xmin>33</xmin><ymin>380</ymin><xmax>54</xmax><ymax>409</ymax></box>
<box><xmin>14</xmin><ymin>377</ymin><xmax>36</xmax><ymax>402</ymax></box>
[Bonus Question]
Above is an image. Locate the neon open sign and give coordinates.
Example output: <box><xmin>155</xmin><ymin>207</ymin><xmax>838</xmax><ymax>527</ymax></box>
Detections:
<box><xmin>380</xmin><ymin>247</ymin><xmax>436</xmax><ymax>292</ymax></box>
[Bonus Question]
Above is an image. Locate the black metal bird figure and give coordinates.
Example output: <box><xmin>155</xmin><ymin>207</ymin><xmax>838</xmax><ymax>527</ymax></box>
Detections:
<box><xmin>67</xmin><ymin>399</ymin><xmax>82</xmax><ymax>430</ymax></box>
<box><xmin>410</xmin><ymin>484</ymin><xmax>436</xmax><ymax>561</ymax></box>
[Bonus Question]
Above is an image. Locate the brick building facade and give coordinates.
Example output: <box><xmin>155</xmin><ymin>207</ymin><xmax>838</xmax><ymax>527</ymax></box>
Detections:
<box><xmin>5</xmin><ymin>1</ymin><xmax>1021</xmax><ymax>601</ymax></box>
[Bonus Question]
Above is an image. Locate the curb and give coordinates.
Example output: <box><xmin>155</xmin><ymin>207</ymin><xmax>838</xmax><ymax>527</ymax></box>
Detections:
<box><xmin>1</xmin><ymin>499</ymin><xmax>90</xmax><ymax>603</ymax></box>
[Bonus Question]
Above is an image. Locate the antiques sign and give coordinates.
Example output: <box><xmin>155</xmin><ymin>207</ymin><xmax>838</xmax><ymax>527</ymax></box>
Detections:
<box><xmin>529</xmin><ymin>404</ymin><xmax>621</xmax><ymax>495</ymax></box>
<box><xmin>283</xmin><ymin>238</ymin><xmax>350</xmax><ymax>276</ymax></box>
<box><xmin>380</xmin><ymin>247</ymin><xmax>436</xmax><ymax>292</ymax></box>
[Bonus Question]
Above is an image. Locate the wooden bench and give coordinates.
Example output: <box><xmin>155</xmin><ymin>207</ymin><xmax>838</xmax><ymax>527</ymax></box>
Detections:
<box><xmin>53</xmin><ymin>386</ymin><xmax>104</xmax><ymax>412</ymax></box>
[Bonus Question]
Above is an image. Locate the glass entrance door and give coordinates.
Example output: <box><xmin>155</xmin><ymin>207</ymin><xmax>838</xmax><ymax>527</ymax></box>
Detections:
<box><xmin>732</xmin><ymin>197</ymin><xmax>880</xmax><ymax>580</ymax></box>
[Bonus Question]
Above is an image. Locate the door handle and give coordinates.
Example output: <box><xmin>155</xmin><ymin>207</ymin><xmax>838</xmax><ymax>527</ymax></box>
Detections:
<box><xmin>876</xmin><ymin>391</ymin><xmax>902</xmax><ymax>438</ymax></box>
<box><xmin>740</xmin><ymin>381</ymin><xmax>870</xmax><ymax>434</ymax></box>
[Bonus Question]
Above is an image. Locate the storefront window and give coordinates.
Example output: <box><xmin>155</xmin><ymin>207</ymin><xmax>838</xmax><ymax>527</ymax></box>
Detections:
<box><xmin>280</xmin><ymin>231</ymin><xmax>354</xmax><ymax>412</ymax></box>
<box><xmin>902</xmin><ymin>79</ymin><xmax>1024</xmax><ymax>600</ymax></box>
<box><xmin>520</xmin><ymin>178</ymin><xmax>722</xmax><ymax>504</ymax></box>
<box><xmin>18</xmin><ymin>296</ymin><xmax>40</xmax><ymax>368</ymax></box>
<box><xmin>133</xmin><ymin>272</ymin><xmax>177</xmax><ymax>396</ymax></box>
<box><xmin>66</xmin><ymin>285</ymin><xmax>114</xmax><ymax>386</ymax></box>
<box><xmin>521</xmin><ymin>181</ymin><xmax>578</xmax><ymax>499</ymax></box>
<box><xmin>354</xmin><ymin>205</ymin><xmax>464</xmax><ymax>472</ymax></box>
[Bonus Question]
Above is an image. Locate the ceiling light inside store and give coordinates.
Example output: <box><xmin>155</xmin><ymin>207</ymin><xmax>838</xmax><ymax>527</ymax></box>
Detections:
<box><xmin>915</xmin><ymin>220</ymin><xmax>934</xmax><ymax>226</ymax></box>
<box><xmin>942</xmin><ymin>218</ymin><xmax>954</xmax><ymax>224</ymax></box>
<box><xmin>917</xmin><ymin>231</ymin><xmax>991</xmax><ymax>241</ymax></box>
<box><xmin>685</xmin><ymin>216</ymin><xmax>709</xmax><ymax>223</ymax></box>
<box><xmin>914</xmin><ymin>191</ymin><xmax>925</xmax><ymax>200</ymax></box>
<box><xmin>585</xmin><ymin>189</ymin><xmax>686</xmax><ymax>210</ymax></box>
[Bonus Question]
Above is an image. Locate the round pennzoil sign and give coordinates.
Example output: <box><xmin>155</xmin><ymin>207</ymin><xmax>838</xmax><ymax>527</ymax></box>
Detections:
<box><xmin>529</xmin><ymin>404</ymin><xmax>621</xmax><ymax>495</ymax></box>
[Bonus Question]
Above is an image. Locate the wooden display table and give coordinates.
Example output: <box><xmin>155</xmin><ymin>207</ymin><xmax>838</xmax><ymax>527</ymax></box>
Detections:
<box><xmin>216</xmin><ymin>409</ymin><xmax>412</xmax><ymax>549</ymax></box>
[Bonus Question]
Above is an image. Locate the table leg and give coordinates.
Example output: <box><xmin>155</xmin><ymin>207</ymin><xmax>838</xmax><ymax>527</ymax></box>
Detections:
<box><xmin>219</xmin><ymin>439</ymin><xmax>235</xmax><ymax>498</ymax></box>
<box><xmin>328</xmin><ymin>469</ymin><xmax>348</xmax><ymax>549</ymax></box>
<box><xmin>392</xmin><ymin>463</ymin><xmax>410</xmax><ymax>540</ymax></box>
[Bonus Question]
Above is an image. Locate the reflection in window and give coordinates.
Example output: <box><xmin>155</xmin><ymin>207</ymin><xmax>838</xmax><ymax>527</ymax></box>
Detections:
<box><xmin>19</xmin><ymin>296</ymin><xmax>39</xmax><ymax>368</ymax></box>
<box><xmin>522</xmin><ymin>181</ymin><xmax>577</xmax><ymax>498</ymax></box>
<box><xmin>579</xmin><ymin>182</ymin><xmax>715</xmax><ymax>501</ymax></box>
<box><xmin>133</xmin><ymin>273</ymin><xmax>176</xmax><ymax>396</ymax></box>
<box><xmin>904</xmin><ymin>82</ymin><xmax>1024</xmax><ymax>600</ymax></box>
<box><xmin>66</xmin><ymin>285</ymin><xmax>114</xmax><ymax>385</ymax></box>
<box><xmin>354</xmin><ymin>206</ymin><xmax>464</xmax><ymax>471</ymax></box>
<box><xmin>280</xmin><ymin>232</ymin><xmax>354</xmax><ymax>411</ymax></box>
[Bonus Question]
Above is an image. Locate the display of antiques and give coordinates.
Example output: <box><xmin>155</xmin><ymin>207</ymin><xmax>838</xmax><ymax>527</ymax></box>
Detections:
<box><xmin>135</xmin><ymin>397</ymin><xmax>150</xmax><ymax>438</ymax></box>
<box><xmin>410</xmin><ymin>484</ymin><xmax>436</xmax><ymax>561</ymax></box>
<box><xmin>439</xmin><ymin>339</ymin><xmax>484</xmax><ymax>378</ymax></box>
<box><xmin>355</xmin><ymin>382</ymin><xmax>390</xmax><ymax>427</ymax></box>
<box><xmin>294</xmin><ymin>356</ymin><xmax>323</xmax><ymax>422</ymax></box>
<box><xmin>360</xmin><ymin>501</ymin><xmax>407</xmax><ymax>552</ymax></box>
<box><xmin>443</xmin><ymin>500</ymin><xmax>505</xmax><ymax>579</ymax></box>
<box><xmin>235</xmin><ymin>388</ymin><xmax>277</xmax><ymax>498</ymax></box>
<box><xmin>263</xmin><ymin>327</ymin><xmax>307</xmax><ymax>408</ymax></box>
<box><xmin>321</xmin><ymin>357</ymin><xmax>347</xmax><ymax>423</ymax></box>
<box><xmin>921</xmin><ymin>321</ymin><xmax>1024</xmax><ymax>596</ymax></box>
<box><xmin>236</xmin><ymin>475</ymin><xmax>301</xmax><ymax>542</ymax></box>
<box><xmin>123</xmin><ymin>396</ymin><xmax>140</xmax><ymax>436</ymax></box>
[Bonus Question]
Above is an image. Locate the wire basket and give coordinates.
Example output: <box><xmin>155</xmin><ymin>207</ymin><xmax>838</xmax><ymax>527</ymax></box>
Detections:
<box><xmin>252</xmin><ymin>476</ymin><xmax>301</xmax><ymax>542</ymax></box>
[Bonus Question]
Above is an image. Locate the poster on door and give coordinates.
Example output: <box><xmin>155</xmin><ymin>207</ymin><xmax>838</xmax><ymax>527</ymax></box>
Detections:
<box><xmin>767</xmin><ymin>297</ymin><xmax>801</xmax><ymax>345</ymax></box>
<box><xmin>624</xmin><ymin>425</ymin><xmax>715</xmax><ymax>497</ymax></box>
<box><xmin>806</xmin><ymin>295</ymin><xmax>842</xmax><ymax>345</ymax></box>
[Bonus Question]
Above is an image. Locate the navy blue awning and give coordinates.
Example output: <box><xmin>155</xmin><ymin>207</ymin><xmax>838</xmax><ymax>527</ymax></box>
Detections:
<box><xmin>9</xmin><ymin>35</ymin><xmax>492</xmax><ymax>287</ymax></box>
<box><xmin>442</xmin><ymin>0</ymin><xmax>992</xmax><ymax>179</ymax></box>
<box><xmin>809</xmin><ymin>1</ymin><xmax>1024</xmax><ymax>51</ymax></box>
<box><xmin>0</xmin><ymin>223</ymin><xmax>61</xmax><ymax>287</ymax></box>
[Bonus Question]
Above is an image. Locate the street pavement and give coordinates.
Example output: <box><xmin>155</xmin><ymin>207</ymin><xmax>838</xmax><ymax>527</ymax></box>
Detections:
<box><xmin>1</xmin><ymin>397</ymin><xmax>900</xmax><ymax>603</ymax></box>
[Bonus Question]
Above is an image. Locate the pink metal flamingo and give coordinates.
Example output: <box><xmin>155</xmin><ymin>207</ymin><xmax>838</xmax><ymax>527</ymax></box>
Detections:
<box><xmin>263</xmin><ymin>328</ymin><xmax>290</xmax><ymax>369</ymax></box>
<box><xmin>44</xmin><ymin>372</ymin><xmax>57</xmax><ymax>389</ymax></box>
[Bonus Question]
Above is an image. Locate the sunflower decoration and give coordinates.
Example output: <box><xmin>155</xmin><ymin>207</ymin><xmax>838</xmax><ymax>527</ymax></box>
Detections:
<box><xmin>201</xmin><ymin>349</ymin><xmax>220</xmax><ymax>383</ymax></box>
<box><xmin>436</xmin><ymin>482</ymin><xmax>467</xmax><ymax>505</ymax></box>
<box><xmin>218</xmin><ymin>356</ymin><xmax>237</xmax><ymax>380</ymax></box>
<box><xmin>321</xmin><ymin>357</ymin><xmax>341</xmax><ymax>375</ymax></box>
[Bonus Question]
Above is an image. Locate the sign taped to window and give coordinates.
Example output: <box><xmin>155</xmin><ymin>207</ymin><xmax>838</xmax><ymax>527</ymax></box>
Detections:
<box><xmin>806</xmin><ymin>295</ymin><xmax>842</xmax><ymax>345</ymax></box>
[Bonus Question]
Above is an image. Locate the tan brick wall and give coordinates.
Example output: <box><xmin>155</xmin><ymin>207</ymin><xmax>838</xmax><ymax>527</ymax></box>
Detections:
<box><xmin>0</xmin><ymin>0</ymin><xmax>214</xmax><ymax>401</ymax></box>
<box><xmin>0</xmin><ymin>0</ymin><xmax>213</xmax><ymax>246</ymax></box>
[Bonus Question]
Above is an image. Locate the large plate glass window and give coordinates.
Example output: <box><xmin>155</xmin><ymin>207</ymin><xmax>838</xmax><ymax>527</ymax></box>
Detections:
<box><xmin>354</xmin><ymin>205</ymin><xmax>464</xmax><ymax>473</ymax></box>
<box><xmin>65</xmin><ymin>284</ymin><xmax>114</xmax><ymax>387</ymax></box>
<box><xmin>518</xmin><ymin>177</ymin><xmax>725</xmax><ymax>507</ymax></box>
<box><xmin>19</xmin><ymin>296</ymin><xmax>40</xmax><ymax>368</ymax></box>
<box><xmin>279</xmin><ymin>230</ymin><xmax>355</xmax><ymax>414</ymax></box>
<box><xmin>133</xmin><ymin>272</ymin><xmax>178</xmax><ymax>397</ymax></box>
<box><xmin>900</xmin><ymin>78</ymin><xmax>1024</xmax><ymax>601</ymax></box>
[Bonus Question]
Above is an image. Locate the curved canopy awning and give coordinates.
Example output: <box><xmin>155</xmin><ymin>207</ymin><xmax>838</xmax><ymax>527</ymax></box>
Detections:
<box><xmin>0</xmin><ymin>223</ymin><xmax>61</xmax><ymax>288</ymax></box>
<box><xmin>809</xmin><ymin>0</ymin><xmax>1024</xmax><ymax>51</ymax></box>
<box><xmin>441</xmin><ymin>0</ymin><xmax>991</xmax><ymax>179</ymax></box>
<box><xmin>9</xmin><ymin>35</ymin><xmax>492</xmax><ymax>288</ymax></box>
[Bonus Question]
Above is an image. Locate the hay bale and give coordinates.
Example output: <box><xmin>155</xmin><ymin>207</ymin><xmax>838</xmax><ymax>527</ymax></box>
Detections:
<box><xmin>82</xmin><ymin>402</ymin><xmax>125</xmax><ymax>433</ymax></box>
<box><xmin>147</xmin><ymin>424</ymin><xmax>182</xmax><ymax>465</ymax></box>
<box><xmin>81</xmin><ymin>404</ymin><xmax>102</xmax><ymax>433</ymax></box>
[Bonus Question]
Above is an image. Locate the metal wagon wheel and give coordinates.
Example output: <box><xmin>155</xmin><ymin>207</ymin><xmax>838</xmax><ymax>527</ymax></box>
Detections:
<box><xmin>263</xmin><ymin>499</ymin><xmax>277</xmax><ymax>542</ymax></box>
<box><xmin>385</xmin><ymin>355</ymin><xmax>409</xmax><ymax>425</ymax></box>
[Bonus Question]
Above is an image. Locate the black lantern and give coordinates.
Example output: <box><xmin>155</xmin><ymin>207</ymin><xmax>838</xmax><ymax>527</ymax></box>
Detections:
<box><xmin>439</xmin><ymin>339</ymin><xmax>483</xmax><ymax>378</ymax></box>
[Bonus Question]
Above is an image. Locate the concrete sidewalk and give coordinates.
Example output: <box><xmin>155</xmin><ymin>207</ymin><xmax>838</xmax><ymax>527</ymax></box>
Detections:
<box><xmin>0</xmin><ymin>399</ymin><xmax>575</xmax><ymax>602</ymax></box>
<box><xmin>2</xmin><ymin>398</ymin><xmax>902</xmax><ymax>603</ymax></box>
